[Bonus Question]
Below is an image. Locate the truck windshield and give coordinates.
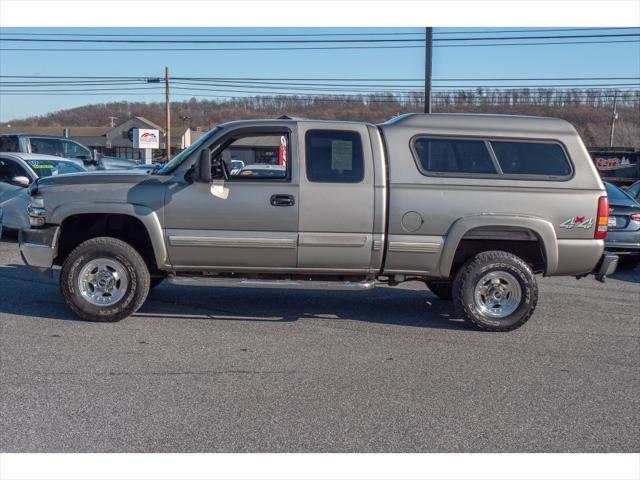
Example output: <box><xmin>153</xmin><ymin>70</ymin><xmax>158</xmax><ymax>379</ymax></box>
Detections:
<box><xmin>157</xmin><ymin>127</ymin><xmax>220</xmax><ymax>175</ymax></box>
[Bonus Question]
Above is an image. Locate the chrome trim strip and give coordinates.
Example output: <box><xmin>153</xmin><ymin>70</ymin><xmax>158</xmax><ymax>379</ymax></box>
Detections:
<box><xmin>388</xmin><ymin>241</ymin><xmax>441</xmax><ymax>254</ymax></box>
<box><xmin>169</xmin><ymin>236</ymin><xmax>296</xmax><ymax>249</ymax></box>
<box><xmin>372</xmin><ymin>240</ymin><xmax>382</xmax><ymax>251</ymax></box>
<box><xmin>298</xmin><ymin>234</ymin><xmax>368</xmax><ymax>247</ymax></box>
<box><xmin>21</xmin><ymin>242</ymin><xmax>52</xmax><ymax>248</ymax></box>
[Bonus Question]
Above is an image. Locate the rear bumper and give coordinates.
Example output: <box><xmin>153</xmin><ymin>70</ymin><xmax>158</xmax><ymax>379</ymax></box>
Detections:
<box><xmin>19</xmin><ymin>226</ymin><xmax>60</xmax><ymax>275</ymax></box>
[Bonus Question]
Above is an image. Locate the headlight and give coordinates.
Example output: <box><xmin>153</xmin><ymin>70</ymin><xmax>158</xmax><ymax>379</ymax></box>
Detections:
<box><xmin>30</xmin><ymin>197</ymin><xmax>45</xmax><ymax>209</ymax></box>
<box><xmin>28</xmin><ymin>196</ymin><xmax>46</xmax><ymax>227</ymax></box>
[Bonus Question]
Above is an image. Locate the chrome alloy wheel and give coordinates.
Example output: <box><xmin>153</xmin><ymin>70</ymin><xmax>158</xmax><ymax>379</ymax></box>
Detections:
<box><xmin>78</xmin><ymin>258</ymin><xmax>129</xmax><ymax>306</ymax></box>
<box><xmin>473</xmin><ymin>271</ymin><xmax>522</xmax><ymax>318</ymax></box>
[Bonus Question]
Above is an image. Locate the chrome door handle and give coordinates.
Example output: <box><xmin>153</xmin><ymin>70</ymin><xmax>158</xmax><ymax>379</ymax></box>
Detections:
<box><xmin>270</xmin><ymin>194</ymin><xmax>295</xmax><ymax>207</ymax></box>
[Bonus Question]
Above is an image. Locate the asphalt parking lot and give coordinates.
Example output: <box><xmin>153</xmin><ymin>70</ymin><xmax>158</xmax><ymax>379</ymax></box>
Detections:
<box><xmin>0</xmin><ymin>233</ymin><xmax>638</xmax><ymax>453</ymax></box>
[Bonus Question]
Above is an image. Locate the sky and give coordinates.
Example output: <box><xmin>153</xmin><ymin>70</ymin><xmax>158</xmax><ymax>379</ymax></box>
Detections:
<box><xmin>0</xmin><ymin>27</ymin><xmax>639</xmax><ymax>122</ymax></box>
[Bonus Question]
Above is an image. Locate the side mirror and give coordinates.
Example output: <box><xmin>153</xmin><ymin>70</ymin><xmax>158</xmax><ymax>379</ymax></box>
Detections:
<box><xmin>197</xmin><ymin>149</ymin><xmax>212</xmax><ymax>183</ymax></box>
<box><xmin>10</xmin><ymin>176</ymin><xmax>30</xmax><ymax>188</ymax></box>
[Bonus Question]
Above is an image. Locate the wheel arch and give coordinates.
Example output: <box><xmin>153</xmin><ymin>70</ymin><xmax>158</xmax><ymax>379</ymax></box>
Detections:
<box><xmin>438</xmin><ymin>215</ymin><xmax>558</xmax><ymax>278</ymax></box>
<box><xmin>52</xmin><ymin>204</ymin><xmax>167</xmax><ymax>271</ymax></box>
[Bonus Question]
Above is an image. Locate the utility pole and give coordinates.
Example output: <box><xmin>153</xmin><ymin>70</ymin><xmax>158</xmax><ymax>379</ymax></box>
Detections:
<box><xmin>165</xmin><ymin>66</ymin><xmax>171</xmax><ymax>160</ymax></box>
<box><xmin>609</xmin><ymin>93</ymin><xmax>618</xmax><ymax>147</ymax></box>
<box><xmin>424</xmin><ymin>27</ymin><xmax>433</xmax><ymax>114</ymax></box>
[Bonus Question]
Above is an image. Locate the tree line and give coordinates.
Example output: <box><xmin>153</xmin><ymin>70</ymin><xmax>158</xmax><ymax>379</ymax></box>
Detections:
<box><xmin>2</xmin><ymin>89</ymin><xmax>639</xmax><ymax>148</ymax></box>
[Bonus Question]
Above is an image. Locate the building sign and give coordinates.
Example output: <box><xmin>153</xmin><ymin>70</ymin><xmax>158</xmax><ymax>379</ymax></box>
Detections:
<box><xmin>594</xmin><ymin>155</ymin><xmax>636</xmax><ymax>171</ymax></box>
<box><xmin>132</xmin><ymin>128</ymin><xmax>160</xmax><ymax>149</ymax></box>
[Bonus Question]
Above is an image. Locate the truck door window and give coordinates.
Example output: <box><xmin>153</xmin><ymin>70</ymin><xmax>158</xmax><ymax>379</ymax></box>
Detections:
<box><xmin>413</xmin><ymin>137</ymin><xmax>497</xmax><ymax>175</ymax></box>
<box><xmin>29</xmin><ymin>137</ymin><xmax>62</xmax><ymax>157</ymax></box>
<box><xmin>217</xmin><ymin>133</ymin><xmax>289</xmax><ymax>180</ymax></box>
<box><xmin>305</xmin><ymin>130</ymin><xmax>364</xmax><ymax>183</ymax></box>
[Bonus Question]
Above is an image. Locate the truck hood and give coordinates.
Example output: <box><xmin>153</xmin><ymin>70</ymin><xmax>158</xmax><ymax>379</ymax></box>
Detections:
<box><xmin>36</xmin><ymin>170</ymin><xmax>149</xmax><ymax>188</ymax></box>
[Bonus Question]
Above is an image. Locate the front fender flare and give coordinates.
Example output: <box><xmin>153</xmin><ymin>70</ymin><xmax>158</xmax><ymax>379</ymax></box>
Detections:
<box><xmin>50</xmin><ymin>202</ymin><xmax>168</xmax><ymax>269</ymax></box>
<box><xmin>438</xmin><ymin>214</ymin><xmax>558</xmax><ymax>278</ymax></box>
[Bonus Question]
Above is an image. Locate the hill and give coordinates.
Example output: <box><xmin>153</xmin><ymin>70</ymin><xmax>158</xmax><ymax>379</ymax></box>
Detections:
<box><xmin>2</xmin><ymin>92</ymin><xmax>639</xmax><ymax>148</ymax></box>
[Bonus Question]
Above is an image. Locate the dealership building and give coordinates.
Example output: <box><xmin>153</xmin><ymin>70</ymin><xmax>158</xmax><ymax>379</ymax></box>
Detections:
<box><xmin>0</xmin><ymin>116</ymin><xmax>207</xmax><ymax>161</ymax></box>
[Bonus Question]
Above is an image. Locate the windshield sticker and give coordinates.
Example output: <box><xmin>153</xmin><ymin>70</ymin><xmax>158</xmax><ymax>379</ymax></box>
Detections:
<box><xmin>29</xmin><ymin>164</ymin><xmax>55</xmax><ymax>169</ymax></box>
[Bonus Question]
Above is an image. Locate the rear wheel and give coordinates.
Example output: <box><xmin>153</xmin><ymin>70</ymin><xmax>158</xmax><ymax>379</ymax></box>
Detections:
<box><xmin>60</xmin><ymin>237</ymin><xmax>150</xmax><ymax>322</ymax></box>
<box><xmin>425</xmin><ymin>280</ymin><xmax>453</xmax><ymax>300</ymax></box>
<box><xmin>452</xmin><ymin>250</ymin><xmax>538</xmax><ymax>332</ymax></box>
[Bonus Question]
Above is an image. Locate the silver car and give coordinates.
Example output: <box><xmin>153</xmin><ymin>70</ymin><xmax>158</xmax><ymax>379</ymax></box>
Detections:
<box><xmin>0</xmin><ymin>153</ymin><xmax>86</xmax><ymax>230</ymax></box>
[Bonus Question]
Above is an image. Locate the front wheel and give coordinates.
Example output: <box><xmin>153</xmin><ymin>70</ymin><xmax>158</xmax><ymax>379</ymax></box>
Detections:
<box><xmin>60</xmin><ymin>237</ymin><xmax>150</xmax><ymax>322</ymax></box>
<box><xmin>452</xmin><ymin>250</ymin><xmax>538</xmax><ymax>332</ymax></box>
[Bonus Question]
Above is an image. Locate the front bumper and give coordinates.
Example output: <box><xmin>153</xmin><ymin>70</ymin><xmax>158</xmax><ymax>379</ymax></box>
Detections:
<box><xmin>19</xmin><ymin>225</ymin><xmax>60</xmax><ymax>275</ymax></box>
<box><xmin>592</xmin><ymin>252</ymin><xmax>618</xmax><ymax>282</ymax></box>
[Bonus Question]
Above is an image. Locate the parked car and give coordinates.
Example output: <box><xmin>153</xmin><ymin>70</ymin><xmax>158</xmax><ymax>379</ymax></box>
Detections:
<box><xmin>604</xmin><ymin>182</ymin><xmax>640</xmax><ymax>270</ymax></box>
<box><xmin>20</xmin><ymin>114</ymin><xmax>618</xmax><ymax>330</ymax></box>
<box><xmin>0</xmin><ymin>153</ymin><xmax>86</xmax><ymax>230</ymax></box>
<box><xmin>229</xmin><ymin>159</ymin><xmax>245</xmax><ymax>173</ymax></box>
<box><xmin>624</xmin><ymin>180</ymin><xmax>640</xmax><ymax>202</ymax></box>
<box><xmin>0</xmin><ymin>133</ymin><xmax>139</xmax><ymax>170</ymax></box>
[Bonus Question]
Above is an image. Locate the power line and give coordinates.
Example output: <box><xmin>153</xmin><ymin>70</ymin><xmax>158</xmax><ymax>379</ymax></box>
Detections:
<box><xmin>3</xmin><ymin>81</ymin><xmax>637</xmax><ymax>93</ymax></box>
<box><xmin>2</xmin><ymin>39</ymin><xmax>639</xmax><ymax>52</ymax></box>
<box><xmin>2</xmin><ymin>75</ymin><xmax>639</xmax><ymax>82</ymax></box>
<box><xmin>1</xmin><ymin>28</ymin><xmax>638</xmax><ymax>38</ymax></box>
<box><xmin>1</xmin><ymin>33</ymin><xmax>639</xmax><ymax>44</ymax></box>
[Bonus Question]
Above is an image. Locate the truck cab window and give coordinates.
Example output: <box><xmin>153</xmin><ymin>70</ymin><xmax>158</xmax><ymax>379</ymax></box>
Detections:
<box><xmin>305</xmin><ymin>130</ymin><xmax>364</xmax><ymax>183</ymax></box>
<box><xmin>216</xmin><ymin>133</ymin><xmax>289</xmax><ymax>180</ymax></box>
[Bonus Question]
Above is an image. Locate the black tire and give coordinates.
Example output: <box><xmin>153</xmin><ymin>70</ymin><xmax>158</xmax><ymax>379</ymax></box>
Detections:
<box><xmin>617</xmin><ymin>255</ymin><xmax>640</xmax><ymax>271</ymax></box>
<box><xmin>60</xmin><ymin>237</ymin><xmax>150</xmax><ymax>322</ymax></box>
<box><xmin>452</xmin><ymin>250</ymin><xmax>538</xmax><ymax>332</ymax></box>
<box><xmin>425</xmin><ymin>280</ymin><xmax>453</xmax><ymax>300</ymax></box>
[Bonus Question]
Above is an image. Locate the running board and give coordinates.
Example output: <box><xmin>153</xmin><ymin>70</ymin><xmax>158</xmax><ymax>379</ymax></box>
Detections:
<box><xmin>168</xmin><ymin>276</ymin><xmax>376</xmax><ymax>291</ymax></box>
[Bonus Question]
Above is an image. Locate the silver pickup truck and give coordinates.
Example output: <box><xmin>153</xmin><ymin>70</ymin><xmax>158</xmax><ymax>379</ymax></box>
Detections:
<box><xmin>19</xmin><ymin>113</ymin><xmax>618</xmax><ymax>331</ymax></box>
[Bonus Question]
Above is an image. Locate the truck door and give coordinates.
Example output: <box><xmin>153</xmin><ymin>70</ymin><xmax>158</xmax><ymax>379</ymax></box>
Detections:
<box><xmin>163</xmin><ymin>127</ymin><xmax>299</xmax><ymax>270</ymax></box>
<box><xmin>297</xmin><ymin>125</ymin><xmax>376</xmax><ymax>273</ymax></box>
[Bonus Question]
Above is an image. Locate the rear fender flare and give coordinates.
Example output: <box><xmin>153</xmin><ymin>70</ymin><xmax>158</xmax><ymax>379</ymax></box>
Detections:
<box><xmin>438</xmin><ymin>214</ymin><xmax>558</xmax><ymax>277</ymax></box>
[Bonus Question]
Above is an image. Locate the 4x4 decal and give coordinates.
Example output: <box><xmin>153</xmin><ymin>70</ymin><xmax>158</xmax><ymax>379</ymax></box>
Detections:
<box><xmin>560</xmin><ymin>216</ymin><xmax>594</xmax><ymax>229</ymax></box>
